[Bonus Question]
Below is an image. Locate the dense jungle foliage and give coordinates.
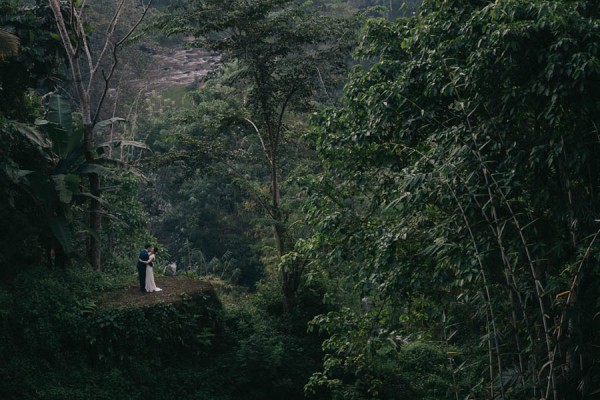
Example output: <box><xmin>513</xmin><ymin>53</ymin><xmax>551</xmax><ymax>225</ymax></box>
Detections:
<box><xmin>1</xmin><ymin>0</ymin><xmax>599</xmax><ymax>399</ymax></box>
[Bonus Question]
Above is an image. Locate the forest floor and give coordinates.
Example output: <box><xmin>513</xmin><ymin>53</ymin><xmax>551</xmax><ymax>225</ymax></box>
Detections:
<box><xmin>98</xmin><ymin>275</ymin><xmax>215</xmax><ymax>309</ymax></box>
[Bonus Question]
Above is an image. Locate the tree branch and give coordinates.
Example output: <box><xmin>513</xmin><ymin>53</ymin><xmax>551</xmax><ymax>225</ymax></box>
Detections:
<box><xmin>93</xmin><ymin>0</ymin><xmax>154</xmax><ymax>124</ymax></box>
<box><xmin>243</xmin><ymin>117</ymin><xmax>273</xmax><ymax>165</ymax></box>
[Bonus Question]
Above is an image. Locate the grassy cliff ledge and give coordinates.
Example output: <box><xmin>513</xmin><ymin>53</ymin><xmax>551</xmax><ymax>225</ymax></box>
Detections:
<box><xmin>0</xmin><ymin>268</ymin><xmax>224</xmax><ymax>400</ymax></box>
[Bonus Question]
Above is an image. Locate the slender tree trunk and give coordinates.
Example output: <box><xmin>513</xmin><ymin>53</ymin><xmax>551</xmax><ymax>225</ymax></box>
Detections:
<box><xmin>83</xmin><ymin>122</ymin><xmax>101</xmax><ymax>270</ymax></box>
<box><xmin>271</xmin><ymin>157</ymin><xmax>285</xmax><ymax>255</ymax></box>
<box><xmin>49</xmin><ymin>0</ymin><xmax>152</xmax><ymax>270</ymax></box>
<box><xmin>486</xmin><ymin>311</ymin><xmax>495</xmax><ymax>400</ymax></box>
<box><xmin>271</xmin><ymin>158</ymin><xmax>296</xmax><ymax>310</ymax></box>
<box><xmin>87</xmin><ymin>175</ymin><xmax>102</xmax><ymax>269</ymax></box>
<box><xmin>450</xmin><ymin>185</ymin><xmax>506</xmax><ymax>399</ymax></box>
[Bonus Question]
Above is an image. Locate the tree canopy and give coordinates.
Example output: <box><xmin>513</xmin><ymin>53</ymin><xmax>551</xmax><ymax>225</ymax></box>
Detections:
<box><xmin>2</xmin><ymin>0</ymin><xmax>600</xmax><ymax>399</ymax></box>
<box><xmin>302</xmin><ymin>0</ymin><xmax>600</xmax><ymax>398</ymax></box>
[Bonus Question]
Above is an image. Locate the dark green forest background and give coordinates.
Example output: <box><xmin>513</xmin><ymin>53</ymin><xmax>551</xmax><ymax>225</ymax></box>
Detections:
<box><xmin>1</xmin><ymin>0</ymin><xmax>599</xmax><ymax>399</ymax></box>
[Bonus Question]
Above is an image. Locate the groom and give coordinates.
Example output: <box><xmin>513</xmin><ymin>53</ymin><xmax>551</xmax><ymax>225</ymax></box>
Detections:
<box><xmin>137</xmin><ymin>243</ymin><xmax>153</xmax><ymax>293</ymax></box>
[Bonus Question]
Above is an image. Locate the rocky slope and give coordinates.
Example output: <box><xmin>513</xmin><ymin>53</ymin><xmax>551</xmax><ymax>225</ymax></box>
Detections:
<box><xmin>115</xmin><ymin>38</ymin><xmax>221</xmax><ymax>97</ymax></box>
<box><xmin>140</xmin><ymin>40</ymin><xmax>221</xmax><ymax>92</ymax></box>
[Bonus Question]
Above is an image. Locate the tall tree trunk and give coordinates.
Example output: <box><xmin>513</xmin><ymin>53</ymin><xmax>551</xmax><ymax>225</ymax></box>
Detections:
<box><xmin>271</xmin><ymin>158</ymin><xmax>294</xmax><ymax>310</ymax></box>
<box><xmin>83</xmin><ymin>121</ymin><xmax>101</xmax><ymax>270</ymax></box>
<box><xmin>87</xmin><ymin>172</ymin><xmax>102</xmax><ymax>269</ymax></box>
<box><xmin>49</xmin><ymin>0</ymin><xmax>153</xmax><ymax>270</ymax></box>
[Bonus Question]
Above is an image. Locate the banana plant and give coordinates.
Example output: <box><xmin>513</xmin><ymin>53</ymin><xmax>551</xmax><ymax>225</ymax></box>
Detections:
<box><xmin>4</xmin><ymin>95</ymin><xmax>147</xmax><ymax>266</ymax></box>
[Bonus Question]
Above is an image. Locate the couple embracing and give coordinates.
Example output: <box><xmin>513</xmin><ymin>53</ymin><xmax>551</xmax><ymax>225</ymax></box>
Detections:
<box><xmin>137</xmin><ymin>244</ymin><xmax>162</xmax><ymax>293</ymax></box>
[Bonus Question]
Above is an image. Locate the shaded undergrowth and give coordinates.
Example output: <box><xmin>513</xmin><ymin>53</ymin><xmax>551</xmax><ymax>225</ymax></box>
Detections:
<box><xmin>0</xmin><ymin>267</ymin><xmax>326</xmax><ymax>400</ymax></box>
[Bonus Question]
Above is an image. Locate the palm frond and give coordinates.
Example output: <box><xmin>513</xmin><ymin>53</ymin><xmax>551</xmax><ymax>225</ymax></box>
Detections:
<box><xmin>0</xmin><ymin>29</ymin><xmax>20</xmax><ymax>59</ymax></box>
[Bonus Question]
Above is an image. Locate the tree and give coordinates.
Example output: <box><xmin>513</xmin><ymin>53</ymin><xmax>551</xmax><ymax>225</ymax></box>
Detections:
<box><xmin>48</xmin><ymin>0</ymin><xmax>153</xmax><ymax>270</ymax></box>
<box><xmin>0</xmin><ymin>1</ymin><xmax>66</xmax><ymax>120</ymax></box>
<box><xmin>2</xmin><ymin>93</ymin><xmax>148</xmax><ymax>271</ymax></box>
<box><xmin>2</xmin><ymin>95</ymin><xmax>87</xmax><ymax>269</ymax></box>
<box><xmin>303</xmin><ymin>0</ymin><xmax>600</xmax><ymax>398</ymax></box>
<box><xmin>1</xmin><ymin>2</ymin><xmax>70</xmax><ymax>273</ymax></box>
<box><xmin>157</xmin><ymin>0</ymin><xmax>360</xmax><ymax>308</ymax></box>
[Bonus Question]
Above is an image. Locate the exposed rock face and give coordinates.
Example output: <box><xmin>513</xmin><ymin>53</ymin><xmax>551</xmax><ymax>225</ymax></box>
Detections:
<box><xmin>131</xmin><ymin>39</ymin><xmax>221</xmax><ymax>94</ymax></box>
<box><xmin>146</xmin><ymin>46</ymin><xmax>221</xmax><ymax>91</ymax></box>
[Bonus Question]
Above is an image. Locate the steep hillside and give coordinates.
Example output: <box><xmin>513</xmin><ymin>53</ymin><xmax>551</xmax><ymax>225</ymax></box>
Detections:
<box><xmin>135</xmin><ymin>38</ymin><xmax>221</xmax><ymax>94</ymax></box>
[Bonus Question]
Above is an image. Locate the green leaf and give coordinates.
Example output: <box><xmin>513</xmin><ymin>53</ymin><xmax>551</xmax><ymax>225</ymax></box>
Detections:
<box><xmin>77</xmin><ymin>163</ymin><xmax>113</xmax><ymax>176</ymax></box>
<box><xmin>48</xmin><ymin>95</ymin><xmax>73</xmax><ymax>134</ymax></box>
<box><xmin>92</xmin><ymin>117</ymin><xmax>126</xmax><ymax>134</ymax></box>
<box><xmin>14</xmin><ymin>122</ymin><xmax>52</xmax><ymax>150</ymax></box>
<box><xmin>96</xmin><ymin>140</ymin><xmax>149</xmax><ymax>151</ymax></box>
<box><xmin>2</xmin><ymin>161</ymin><xmax>33</xmax><ymax>184</ymax></box>
<box><xmin>49</xmin><ymin>216</ymin><xmax>74</xmax><ymax>254</ymax></box>
<box><xmin>52</xmin><ymin>173</ymin><xmax>80</xmax><ymax>203</ymax></box>
<box><xmin>38</xmin><ymin>95</ymin><xmax>82</xmax><ymax>159</ymax></box>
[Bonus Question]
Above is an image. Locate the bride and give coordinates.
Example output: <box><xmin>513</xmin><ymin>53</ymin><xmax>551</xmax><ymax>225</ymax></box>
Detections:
<box><xmin>144</xmin><ymin>246</ymin><xmax>162</xmax><ymax>292</ymax></box>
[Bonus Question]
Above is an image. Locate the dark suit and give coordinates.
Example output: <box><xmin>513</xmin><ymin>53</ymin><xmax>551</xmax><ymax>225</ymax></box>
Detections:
<box><xmin>137</xmin><ymin>248</ymin><xmax>149</xmax><ymax>292</ymax></box>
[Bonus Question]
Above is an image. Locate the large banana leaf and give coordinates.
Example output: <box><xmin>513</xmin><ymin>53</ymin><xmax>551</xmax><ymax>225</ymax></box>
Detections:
<box><xmin>2</xmin><ymin>160</ymin><xmax>33</xmax><ymax>184</ymax></box>
<box><xmin>47</xmin><ymin>94</ymin><xmax>72</xmax><ymax>133</ymax></box>
<box><xmin>19</xmin><ymin>171</ymin><xmax>59</xmax><ymax>209</ymax></box>
<box><xmin>52</xmin><ymin>173</ymin><xmax>81</xmax><ymax>204</ymax></box>
<box><xmin>96</xmin><ymin>139</ymin><xmax>149</xmax><ymax>151</ymax></box>
<box><xmin>49</xmin><ymin>217</ymin><xmax>74</xmax><ymax>255</ymax></box>
<box><xmin>54</xmin><ymin>146</ymin><xmax>84</xmax><ymax>174</ymax></box>
<box><xmin>92</xmin><ymin>117</ymin><xmax>126</xmax><ymax>133</ymax></box>
<box><xmin>77</xmin><ymin>163</ymin><xmax>114</xmax><ymax>177</ymax></box>
<box><xmin>14</xmin><ymin>122</ymin><xmax>53</xmax><ymax>150</ymax></box>
<box><xmin>93</xmin><ymin>157</ymin><xmax>148</xmax><ymax>180</ymax></box>
<box><xmin>43</xmin><ymin>95</ymin><xmax>82</xmax><ymax>158</ymax></box>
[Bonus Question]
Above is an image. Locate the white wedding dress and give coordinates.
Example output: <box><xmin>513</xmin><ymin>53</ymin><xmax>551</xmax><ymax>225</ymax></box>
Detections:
<box><xmin>145</xmin><ymin>253</ymin><xmax>162</xmax><ymax>292</ymax></box>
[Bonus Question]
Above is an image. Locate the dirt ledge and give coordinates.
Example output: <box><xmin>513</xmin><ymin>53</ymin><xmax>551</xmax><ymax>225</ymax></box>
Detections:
<box><xmin>98</xmin><ymin>275</ymin><xmax>217</xmax><ymax>309</ymax></box>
